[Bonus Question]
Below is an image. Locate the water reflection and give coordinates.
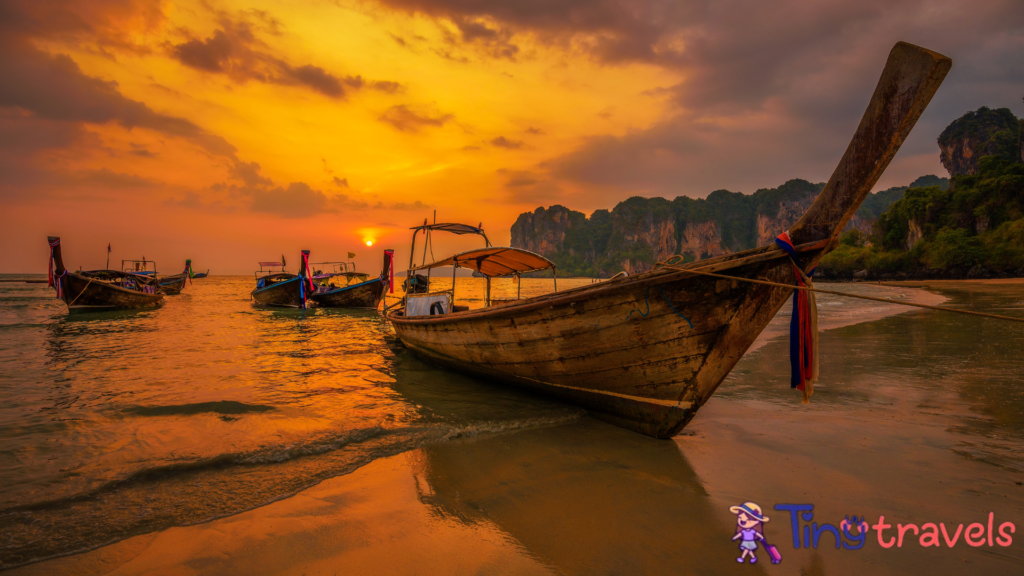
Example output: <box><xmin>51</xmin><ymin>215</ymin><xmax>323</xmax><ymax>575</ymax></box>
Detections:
<box><xmin>414</xmin><ymin>420</ymin><xmax>738</xmax><ymax>575</ymax></box>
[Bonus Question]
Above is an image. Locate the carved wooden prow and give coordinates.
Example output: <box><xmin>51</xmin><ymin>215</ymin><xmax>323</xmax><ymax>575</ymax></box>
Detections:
<box><xmin>47</xmin><ymin>236</ymin><xmax>66</xmax><ymax>275</ymax></box>
<box><xmin>789</xmin><ymin>42</ymin><xmax>952</xmax><ymax>256</ymax></box>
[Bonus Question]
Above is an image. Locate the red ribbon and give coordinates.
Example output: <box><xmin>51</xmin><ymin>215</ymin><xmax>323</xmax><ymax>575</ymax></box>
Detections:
<box><xmin>792</xmin><ymin>266</ymin><xmax>814</xmax><ymax>390</ymax></box>
<box><xmin>386</xmin><ymin>250</ymin><xmax>395</xmax><ymax>294</ymax></box>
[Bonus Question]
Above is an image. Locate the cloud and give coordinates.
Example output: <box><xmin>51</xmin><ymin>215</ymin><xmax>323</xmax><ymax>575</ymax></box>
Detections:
<box><xmin>389</xmin><ymin>199</ymin><xmax>432</xmax><ymax>211</ymax></box>
<box><xmin>169</xmin><ymin>13</ymin><xmax>402</xmax><ymax>99</ymax></box>
<box><xmin>249</xmin><ymin>182</ymin><xmax>331</xmax><ymax>218</ymax></box>
<box><xmin>230</xmin><ymin>160</ymin><xmax>273</xmax><ymax>187</ymax></box>
<box><xmin>0</xmin><ymin>0</ymin><xmax>169</xmax><ymax>54</ymax></box>
<box><xmin>491</xmin><ymin>136</ymin><xmax>525</xmax><ymax>149</ymax></box>
<box><xmin>448</xmin><ymin>17</ymin><xmax>519</xmax><ymax>60</ymax></box>
<box><xmin>374</xmin><ymin>0</ymin><xmax>1024</xmax><ymax>198</ymax></box>
<box><xmin>333</xmin><ymin>176</ymin><xmax>350</xmax><ymax>188</ymax></box>
<box><xmin>379</xmin><ymin>105</ymin><xmax>454</xmax><ymax>132</ymax></box>
<box><xmin>526</xmin><ymin>126</ymin><xmax>544</xmax><ymax>135</ymax></box>
<box><xmin>0</xmin><ymin>40</ymin><xmax>239</xmax><ymax>164</ymax></box>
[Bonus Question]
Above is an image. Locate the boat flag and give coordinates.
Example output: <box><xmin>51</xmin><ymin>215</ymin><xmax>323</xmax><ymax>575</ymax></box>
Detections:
<box><xmin>348</xmin><ymin>252</ymin><xmax>356</xmax><ymax>259</ymax></box>
<box><xmin>775</xmin><ymin>231</ymin><xmax>819</xmax><ymax>403</ymax></box>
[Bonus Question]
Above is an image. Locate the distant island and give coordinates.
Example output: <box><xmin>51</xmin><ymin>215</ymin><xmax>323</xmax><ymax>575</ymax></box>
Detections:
<box><xmin>511</xmin><ymin>106</ymin><xmax>1024</xmax><ymax>280</ymax></box>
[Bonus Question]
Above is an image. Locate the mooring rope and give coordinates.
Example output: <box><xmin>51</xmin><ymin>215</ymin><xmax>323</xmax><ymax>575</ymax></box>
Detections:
<box><xmin>653</xmin><ymin>255</ymin><xmax>1024</xmax><ymax>325</ymax></box>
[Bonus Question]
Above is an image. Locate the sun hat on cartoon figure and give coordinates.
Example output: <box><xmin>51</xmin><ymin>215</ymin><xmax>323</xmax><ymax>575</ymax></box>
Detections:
<box><xmin>730</xmin><ymin>502</ymin><xmax>770</xmax><ymax>564</ymax></box>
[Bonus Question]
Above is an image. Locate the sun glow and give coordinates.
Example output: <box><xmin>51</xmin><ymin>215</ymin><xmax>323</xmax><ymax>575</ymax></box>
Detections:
<box><xmin>365</xmin><ymin>240</ymin><xmax>374</xmax><ymax>247</ymax></box>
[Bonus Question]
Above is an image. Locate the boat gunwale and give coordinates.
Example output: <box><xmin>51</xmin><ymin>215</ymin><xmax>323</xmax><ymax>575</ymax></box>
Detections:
<box><xmin>251</xmin><ymin>275</ymin><xmax>301</xmax><ymax>295</ymax></box>
<box><xmin>388</xmin><ymin>239</ymin><xmax>826</xmax><ymax>326</ymax></box>
<box><xmin>310</xmin><ymin>277</ymin><xmax>381</xmax><ymax>296</ymax></box>
<box><xmin>64</xmin><ymin>271</ymin><xmax>165</xmax><ymax>300</ymax></box>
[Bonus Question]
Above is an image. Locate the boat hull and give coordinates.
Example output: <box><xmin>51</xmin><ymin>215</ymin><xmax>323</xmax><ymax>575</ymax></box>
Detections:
<box><xmin>251</xmin><ymin>277</ymin><xmax>305</xmax><ymax>308</ymax></box>
<box><xmin>389</xmin><ymin>251</ymin><xmax>798</xmax><ymax>438</ymax></box>
<box><xmin>309</xmin><ymin>278</ymin><xmax>385</xmax><ymax>308</ymax></box>
<box><xmin>59</xmin><ymin>272</ymin><xmax>163</xmax><ymax>313</ymax></box>
<box><xmin>157</xmin><ymin>273</ymin><xmax>188</xmax><ymax>295</ymax></box>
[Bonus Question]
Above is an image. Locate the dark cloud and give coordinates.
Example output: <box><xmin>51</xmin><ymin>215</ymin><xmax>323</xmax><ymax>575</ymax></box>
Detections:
<box><xmin>74</xmin><ymin>167</ymin><xmax>156</xmax><ymax>188</ymax></box>
<box><xmin>230</xmin><ymin>160</ymin><xmax>273</xmax><ymax>187</ymax></box>
<box><xmin>0</xmin><ymin>40</ymin><xmax>237</xmax><ymax>158</ymax></box>
<box><xmin>0</xmin><ymin>0</ymin><xmax>168</xmax><ymax>54</ymax></box>
<box><xmin>449</xmin><ymin>17</ymin><xmax>519</xmax><ymax>60</ymax></box>
<box><xmin>526</xmin><ymin>126</ymin><xmax>544</xmax><ymax>135</ymax></box>
<box><xmin>333</xmin><ymin>176</ymin><xmax>350</xmax><ymax>188</ymax></box>
<box><xmin>379</xmin><ymin>105</ymin><xmax>454</xmax><ymax>132</ymax></box>
<box><xmin>491</xmin><ymin>136</ymin><xmax>525</xmax><ymax>149</ymax></box>
<box><xmin>129</xmin><ymin>143</ymin><xmax>157</xmax><ymax>157</ymax></box>
<box><xmin>390</xmin><ymin>200</ymin><xmax>432</xmax><ymax>211</ymax></box>
<box><xmin>249</xmin><ymin>182</ymin><xmax>330</xmax><ymax>218</ymax></box>
<box><xmin>169</xmin><ymin>14</ymin><xmax>402</xmax><ymax>99</ymax></box>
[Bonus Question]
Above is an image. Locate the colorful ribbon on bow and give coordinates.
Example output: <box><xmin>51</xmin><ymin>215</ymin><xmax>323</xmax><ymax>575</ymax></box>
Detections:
<box><xmin>48</xmin><ymin>238</ymin><xmax>67</xmax><ymax>300</ymax></box>
<box><xmin>381</xmin><ymin>249</ymin><xmax>395</xmax><ymax>294</ymax></box>
<box><xmin>300</xmin><ymin>251</ymin><xmax>314</xmax><ymax>309</ymax></box>
<box><xmin>774</xmin><ymin>231</ymin><xmax>819</xmax><ymax>403</ymax></box>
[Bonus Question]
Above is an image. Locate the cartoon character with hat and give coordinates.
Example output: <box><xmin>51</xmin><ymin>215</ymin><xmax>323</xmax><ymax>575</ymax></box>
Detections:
<box><xmin>730</xmin><ymin>502</ymin><xmax>780</xmax><ymax>564</ymax></box>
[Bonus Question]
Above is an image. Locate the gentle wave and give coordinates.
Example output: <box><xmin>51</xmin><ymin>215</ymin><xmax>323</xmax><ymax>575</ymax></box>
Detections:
<box><xmin>0</xmin><ymin>412</ymin><xmax>583</xmax><ymax>570</ymax></box>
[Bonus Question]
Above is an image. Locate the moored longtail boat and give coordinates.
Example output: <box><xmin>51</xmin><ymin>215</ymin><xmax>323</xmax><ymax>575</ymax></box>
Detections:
<box><xmin>309</xmin><ymin>251</ymin><xmax>395</xmax><ymax>309</ymax></box>
<box><xmin>250</xmin><ymin>251</ymin><xmax>313</xmax><ymax>308</ymax></box>
<box><xmin>157</xmin><ymin>260</ymin><xmax>194</xmax><ymax>295</ymax></box>
<box><xmin>192</xmin><ymin>270</ymin><xmax>209</xmax><ymax>278</ymax></box>
<box><xmin>46</xmin><ymin>237</ymin><xmax>163</xmax><ymax>313</ymax></box>
<box><xmin>387</xmin><ymin>42</ymin><xmax>952</xmax><ymax>438</ymax></box>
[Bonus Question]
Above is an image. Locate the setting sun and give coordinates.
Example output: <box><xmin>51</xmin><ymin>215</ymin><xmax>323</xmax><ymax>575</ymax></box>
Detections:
<box><xmin>365</xmin><ymin>240</ymin><xmax>374</xmax><ymax>247</ymax></box>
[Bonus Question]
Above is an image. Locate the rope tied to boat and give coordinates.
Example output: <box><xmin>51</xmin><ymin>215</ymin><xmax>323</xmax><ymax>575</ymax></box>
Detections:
<box><xmin>775</xmin><ymin>231</ymin><xmax>818</xmax><ymax>403</ymax></box>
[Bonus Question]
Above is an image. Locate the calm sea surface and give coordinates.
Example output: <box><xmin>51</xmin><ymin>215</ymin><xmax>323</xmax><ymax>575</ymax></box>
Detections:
<box><xmin>1</xmin><ymin>275</ymin><xmax>1022</xmax><ymax>571</ymax></box>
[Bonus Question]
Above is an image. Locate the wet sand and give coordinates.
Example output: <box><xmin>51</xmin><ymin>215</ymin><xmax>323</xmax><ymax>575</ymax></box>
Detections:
<box><xmin>10</xmin><ymin>280</ymin><xmax>1024</xmax><ymax>575</ymax></box>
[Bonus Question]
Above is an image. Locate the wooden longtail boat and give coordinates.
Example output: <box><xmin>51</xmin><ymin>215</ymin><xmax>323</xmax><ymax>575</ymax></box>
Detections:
<box><xmin>46</xmin><ymin>237</ymin><xmax>163</xmax><ymax>313</ymax></box>
<box><xmin>192</xmin><ymin>270</ymin><xmax>209</xmax><ymax>278</ymax></box>
<box><xmin>250</xmin><ymin>251</ymin><xmax>312</xmax><ymax>308</ymax></box>
<box><xmin>387</xmin><ymin>42</ymin><xmax>952</xmax><ymax>438</ymax></box>
<box><xmin>309</xmin><ymin>251</ymin><xmax>395</xmax><ymax>309</ymax></box>
<box><xmin>157</xmin><ymin>260</ymin><xmax>193</xmax><ymax>295</ymax></box>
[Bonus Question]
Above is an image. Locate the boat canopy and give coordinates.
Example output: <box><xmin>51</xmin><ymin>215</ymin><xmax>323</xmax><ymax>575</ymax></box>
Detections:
<box><xmin>258</xmin><ymin>262</ymin><xmax>282</xmax><ymax>267</ymax></box>
<box><xmin>412</xmin><ymin>247</ymin><xmax>554</xmax><ymax>277</ymax></box>
<box><xmin>409</xmin><ymin>222</ymin><xmax>484</xmax><ymax>235</ymax></box>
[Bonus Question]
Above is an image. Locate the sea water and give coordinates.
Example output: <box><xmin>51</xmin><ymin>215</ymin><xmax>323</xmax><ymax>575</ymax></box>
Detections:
<box><xmin>1</xmin><ymin>275</ymin><xmax>1022</xmax><ymax>572</ymax></box>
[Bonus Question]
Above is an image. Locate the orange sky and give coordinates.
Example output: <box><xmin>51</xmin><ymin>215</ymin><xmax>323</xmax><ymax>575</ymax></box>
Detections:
<box><xmin>1</xmin><ymin>0</ymin><xmax>1021</xmax><ymax>274</ymax></box>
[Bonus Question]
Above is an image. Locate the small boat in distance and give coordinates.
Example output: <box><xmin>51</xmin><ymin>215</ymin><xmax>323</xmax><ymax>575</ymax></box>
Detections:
<box><xmin>387</xmin><ymin>42</ymin><xmax>952</xmax><ymax>438</ymax></box>
<box><xmin>47</xmin><ymin>237</ymin><xmax>163</xmax><ymax>313</ymax></box>
<box><xmin>309</xmin><ymin>251</ymin><xmax>395</xmax><ymax>309</ymax></box>
<box><xmin>192</xmin><ymin>269</ymin><xmax>209</xmax><ymax>278</ymax></box>
<box><xmin>250</xmin><ymin>251</ymin><xmax>312</xmax><ymax>308</ymax></box>
<box><xmin>157</xmin><ymin>260</ymin><xmax>193</xmax><ymax>295</ymax></box>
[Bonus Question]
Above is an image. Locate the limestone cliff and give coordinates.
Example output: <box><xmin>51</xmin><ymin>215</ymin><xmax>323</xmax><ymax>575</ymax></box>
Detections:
<box><xmin>510</xmin><ymin>205</ymin><xmax>580</xmax><ymax>257</ymax></box>
<box><xmin>511</xmin><ymin>176</ymin><xmax>937</xmax><ymax>277</ymax></box>
<box><xmin>755</xmin><ymin>191</ymin><xmax>819</xmax><ymax>247</ymax></box>
<box><xmin>679</xmin><ymin>221</ymin><xmax>728</xmax><ymax>259</ymax></box>
<box><xmin>938</xmin><ymin>107</ymin><xmax>1021</xmax><ymax>177</ymax></box>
